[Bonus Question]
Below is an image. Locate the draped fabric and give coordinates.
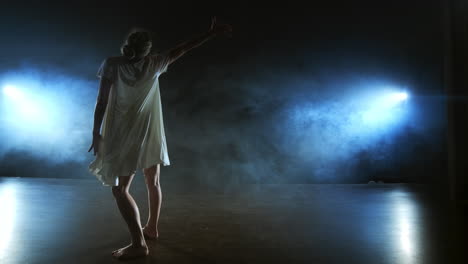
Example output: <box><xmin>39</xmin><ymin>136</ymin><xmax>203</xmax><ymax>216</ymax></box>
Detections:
<box><xmin>89</xmin><ymin>54</ymin><xmax>171</xmax><ymax>186</ymax></box>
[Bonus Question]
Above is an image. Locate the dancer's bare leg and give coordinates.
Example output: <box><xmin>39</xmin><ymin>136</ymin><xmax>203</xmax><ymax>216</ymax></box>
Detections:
<box><xmin>142</xmin><ymin>164</ymin><xmax>161</xmax><ymax>239</ymax></box>
<box><xmin>111</xmin><ymin>173</ymin><xmax>149</xmax><ymax>259</ymax></box>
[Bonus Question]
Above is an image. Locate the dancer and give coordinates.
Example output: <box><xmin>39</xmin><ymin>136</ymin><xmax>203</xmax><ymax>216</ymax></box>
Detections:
<box><xmin>87</xmin><ymin>17</ymin><xmax>232</xmax><ymax>260</ymax></box>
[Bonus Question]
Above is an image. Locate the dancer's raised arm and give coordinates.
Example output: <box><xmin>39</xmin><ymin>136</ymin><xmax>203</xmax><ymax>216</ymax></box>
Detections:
<box><xmin>167</xmin><ymin>17</ymin><xmax>232</xmax><ymax>65</ymax></box>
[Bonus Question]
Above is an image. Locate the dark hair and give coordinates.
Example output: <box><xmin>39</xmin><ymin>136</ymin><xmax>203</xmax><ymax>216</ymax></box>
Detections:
<box><xmin>121</xmin><ymin>29</ymin><xmax>153</xmax><ymax>59</ymax></box>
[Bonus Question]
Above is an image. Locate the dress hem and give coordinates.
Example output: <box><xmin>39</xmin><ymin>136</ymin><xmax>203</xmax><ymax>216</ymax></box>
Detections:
<box><xmin>89</xmin><ymin>159</ymin><xmax>170</xmax><ymax>187</ymax></box>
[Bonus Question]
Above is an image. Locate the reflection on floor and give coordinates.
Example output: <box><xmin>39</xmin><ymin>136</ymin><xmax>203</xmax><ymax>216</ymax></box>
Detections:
<box><xmin>0</xmin><ymin>177</ymin><xmax>466</xmax><ymax>264</ymax></box>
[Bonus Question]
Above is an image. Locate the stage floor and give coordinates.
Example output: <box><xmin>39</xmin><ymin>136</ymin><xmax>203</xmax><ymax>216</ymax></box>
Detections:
<box><xmin>0</xmin><ymin>177</ymin><xmax>465</xmax><ymax>264</ymax></box>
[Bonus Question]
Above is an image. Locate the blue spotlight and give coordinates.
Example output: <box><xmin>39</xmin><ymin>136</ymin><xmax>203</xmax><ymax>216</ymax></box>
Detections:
<box><xmin>359</xmin><ymin>90</ymin><xmax>410</xmax><ymax>127</ymax></box>
<box><xmin>0</xmin><ymin>70</ymin><xmax>95</xmax><ymax>163</ymax></box>
<box><xmin>391</xmin><ymin>92</ymin><xmax>409</xmax><ymax>102</ymax></box>
<box><xmin>283</xmin><ymin>82</ymin><xmax>413</xmax><ymax>180</ymax></box>
<box><xmin>2</xmin><ymin>84</ymin><xmax>51</xmax><ymax>124</ymax></box>
<box><xmin>385</xmin><ymin>91</ymin><xmax>409</xmax><ymax>107</ymax></box>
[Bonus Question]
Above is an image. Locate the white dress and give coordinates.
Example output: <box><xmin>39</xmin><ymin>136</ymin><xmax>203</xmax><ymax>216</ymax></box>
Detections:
<box><xmin>89</xmin><ymin>53</ymin><xmax>171</xmax><ymax>186</ymax></box>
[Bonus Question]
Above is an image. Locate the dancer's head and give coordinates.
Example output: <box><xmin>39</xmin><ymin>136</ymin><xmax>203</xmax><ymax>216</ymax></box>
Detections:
<box><xmin>121</xmin><ymin>30</ymin><xmax>152</xmax><ymax>60</ymax></box>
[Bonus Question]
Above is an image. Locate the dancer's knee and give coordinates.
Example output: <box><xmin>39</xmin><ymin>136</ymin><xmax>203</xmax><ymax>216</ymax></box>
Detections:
<box><xmin>143</xmin><ymin>164</ymin><xmax>160</xmax><ymax>187</ymax></box>
<box><xmin>112</xmin><ymin>185</ymin><xmax>128</xmax><ymax>197</ymax></box>
<box><xmin>144</xmin><ymin>175</ymin><xmax>160</xmax><ymax>188</ymax></box>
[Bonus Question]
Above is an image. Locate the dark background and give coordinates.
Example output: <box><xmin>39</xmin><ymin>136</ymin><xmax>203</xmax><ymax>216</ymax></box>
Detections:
<box><xmin>0</xmin><ymin>0</ymin><xmax>457</xmax><ymax>190</ymax></box>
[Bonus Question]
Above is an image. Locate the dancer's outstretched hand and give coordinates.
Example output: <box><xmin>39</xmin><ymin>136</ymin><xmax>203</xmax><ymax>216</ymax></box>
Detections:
<box><xmin>209</xmin><ymin>16</ymin><xmax>233</xmax><ymax>38</ymax></box>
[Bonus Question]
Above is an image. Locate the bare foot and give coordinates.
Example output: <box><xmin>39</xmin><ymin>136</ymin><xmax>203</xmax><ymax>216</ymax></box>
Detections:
<box><xmin>111</xmin><ymin>243</ymin><xmax>149</xmax><ymax>260</ymax></box>
<box><xmin>142</xmin><ymin>226</ymin><xmax>159</xmax><ymax>240</ymax></box>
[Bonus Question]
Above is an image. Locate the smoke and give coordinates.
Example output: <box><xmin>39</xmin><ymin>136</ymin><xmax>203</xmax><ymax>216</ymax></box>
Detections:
<box><xmin>162</xmin><ymin>62</ymin><xmax>446</xmax><ymax>185</ymax></box>
<box><xmin>0</xmin><ymin>56</ymin><xmax>446</xmax><ymax>184</ymax></box>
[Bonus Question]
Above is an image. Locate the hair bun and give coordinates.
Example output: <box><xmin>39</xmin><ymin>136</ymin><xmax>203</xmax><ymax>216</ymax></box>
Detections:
<box><xmin>122</xmin><ymin>44</ymin><xmax>136</xmax><ymax>59</ymax></box>
<box><xmin>121</xmin><ymin>30</ymin><xmax>152</xmax><ymax>59</ymax></box>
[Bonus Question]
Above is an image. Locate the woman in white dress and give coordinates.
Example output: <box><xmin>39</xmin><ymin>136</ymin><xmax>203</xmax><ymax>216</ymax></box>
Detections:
<box><xmin>87</xmin><ymin>17</ymin><xmax>232</xmax><ymax>260</ymax></box>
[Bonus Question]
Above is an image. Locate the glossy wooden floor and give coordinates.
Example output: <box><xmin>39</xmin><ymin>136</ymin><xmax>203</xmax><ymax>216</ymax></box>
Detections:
<box><xmin>0</xmin><ymin>176</ymin><xmax>466</xmax><ymax>264</ymax></box>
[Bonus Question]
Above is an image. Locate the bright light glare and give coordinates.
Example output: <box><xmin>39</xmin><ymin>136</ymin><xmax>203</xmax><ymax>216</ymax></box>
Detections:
<box><xmin>360</xmin><ymin>90</ymin><xmax>410</xmax><ymax>126</ymax></box>
<box><xmin>0</xmin><ymin>185</ymin><xmax>16</xmax><ymax>258</ymax></box>
<box><xmin>0</xmin><ymin>70</ymin><xmax>95</xmax><ymax>163</ymax></box>
<box><xmin>2</xmin><ymin>85</ymin><xmax>23</xmax><ymax>100</ymax></box>
<box><xmin>2</xmin><ymin>85</ymin><xmax>54</xmax><ymax>125</ymax></box>
<box><xmin>390</xmin><ymin>92</ymin><xmax>409</xmax><ymax>102</ymax></box>
<box><xmin>0</xmin><ymin>81</ymin><xmax>68</xmax><ymax>159</ymax></box>
<box><xmin>393</xmin><ymin>191</ymin><xmax>419</xmax><ymax>264</ymax></box>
